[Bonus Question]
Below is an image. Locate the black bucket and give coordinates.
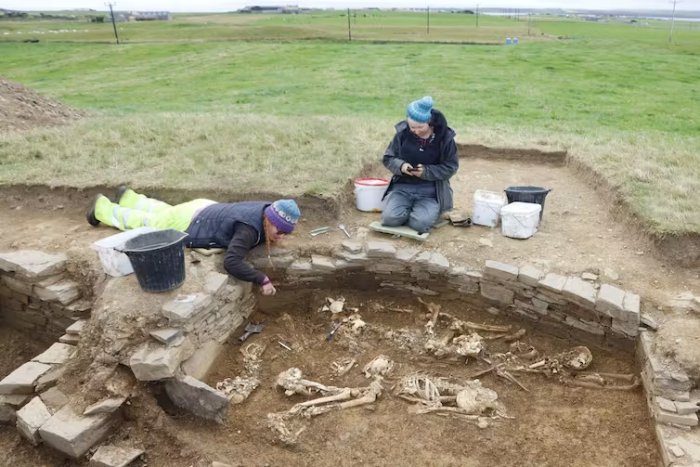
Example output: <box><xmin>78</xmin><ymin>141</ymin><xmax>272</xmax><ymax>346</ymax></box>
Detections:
<box><xmin>121</xmin><ymin>229</ymin><xmax>189</xmax><ymax>293</ymax></box>
<box><xmin>504</xmin><ymin>186</ymin><xmax>552</xmax><ymax>220</ymax></box>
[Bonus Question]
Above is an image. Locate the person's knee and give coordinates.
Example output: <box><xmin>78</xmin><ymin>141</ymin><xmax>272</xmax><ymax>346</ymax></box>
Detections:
<box><xmin>381</xmin><ymin>210</ymin><xmax>409</xmax><ymax>226</ymax></box>
<box><xmin>409</xmin><ymin>211</ymin><xmax>439</xmax><ymax>233</ymax></box>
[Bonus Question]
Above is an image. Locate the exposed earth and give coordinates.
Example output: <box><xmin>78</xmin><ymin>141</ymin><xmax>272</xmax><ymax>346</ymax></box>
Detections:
<box><xmin>0</xmin><ymin>80</ymin><xmax>698</xmax><ymax>466</ymax></box>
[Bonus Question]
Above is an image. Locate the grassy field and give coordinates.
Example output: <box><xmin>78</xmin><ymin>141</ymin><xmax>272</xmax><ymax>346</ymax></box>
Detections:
<box><xmin>0</xmin><ymin>11</ymin><xmax>698</xmax><ymax>234</ymax></box>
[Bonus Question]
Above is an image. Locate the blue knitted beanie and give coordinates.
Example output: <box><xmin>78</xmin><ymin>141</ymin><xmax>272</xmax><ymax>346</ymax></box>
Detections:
<box><xmin>406</xmin><ymin>96</ymin><xmax>433</xmax><ymax>123</ymax></box>
<box><xmin>264</xmin><ymin>199</ymin><xmax>300</xmax><ymax>234</ymax></box>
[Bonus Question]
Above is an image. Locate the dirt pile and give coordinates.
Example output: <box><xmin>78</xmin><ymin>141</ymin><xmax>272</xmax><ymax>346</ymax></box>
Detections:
<box><xmin>0</xmin><ymin>77</ymin><xmax>83</xmax><ymax>131</ymax></box>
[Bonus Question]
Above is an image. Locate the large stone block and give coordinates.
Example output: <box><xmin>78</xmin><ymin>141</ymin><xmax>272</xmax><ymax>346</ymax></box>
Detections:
<box><xmin>480</xmin><ymin>281</ymin><xmax>514</xmax><ymax>305</ymax></box>
<box><xmin>165</xmin><ymin>376</ymin><xmax>228</xmax><ymax>423</ymax></box>
<box><xmin>366</xmin><ymin>241</ymin><xmax>397</xmax><ymax>258</ymax></box>
<box><xmin>16</xmin><ymin>396</ymin><xmax>51</xmax><ymax>445</ymax></box>
<box><xmin>33</xmin><ymin>279</ymin><xmax>80</xmax><ymax>305</ymax></box>
<box><xmin>161</xmin><ymin>293</ymin><xmax>213</xmax><ymax>322</ymax></box>
<box><xmin>562</xmin><ymin>277</ymin><xmax>597</xmax><ymax>309</ymax></box>
<box><xmin>311</xmin><ymin>254</ymin><xmax>336</xmax><ymax>271</ymax></box>
<box><xmin>38</xmin><ymin>405</ymin><xmax>118</xmax><ymax>458</ymax></box>
<box><xmin>414</xmin><ymin>251</ymin><xmax>450</xmax><ymax>273</ymax></box>
<box><xmin>0</xmin><ymin>361</ymin><xmax>53</xmax><ymax>395</ymax></box>
<box><xmin>518</xmin><ymin>264</ymin><xmax>544</xmax><ymax>287</ymax></box>
<box><xmin>0</xmin><ymin>250</ymin><xmax>67</xmax><ymax>279</ymax></box>
<box><xmin>0</xmin><ymin>394</ymin><xmax>31</xmax><ymax>423</ymax></box>
<box><xmin>129</xmin><ymin>340</ymin><xmax>192</xmax><ymax>381</ymax></box>
<box><xmin>203</xmin><ymin>271</ymin><xmax>229</xmax><ymax>297</ymax></box>
<box><xmin>538</xmin><ymin>273</ymin><xmax>567</xmax><ymax>294</ymax></box>
<box><xmin>182</xmin><ymin>340</ymin><xmax>224</xmax><ymax>380</ymax></box>
<box><xmin>32</xmin><ymin>343</ymin><xmax>76</xmax><ymax>365</ymax></box>
<box><xmin>1</xmin><ymin>274</ymin><xmax>33</xmax><ymax>295</ymax></box>
<box><xmin>484</xmin><ymin>260</ymin><xmax>519</xmax><ymax>282</ymax></box>
<box><xmin>595</xmin><ymin>284</ymin><xmax>625</xmax><ymax>318</ymax></box>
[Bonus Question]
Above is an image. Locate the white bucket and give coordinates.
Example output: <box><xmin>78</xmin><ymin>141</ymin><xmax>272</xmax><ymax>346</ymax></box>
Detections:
<box><xmin>501</xmin><ymin>202</ymin><xmax>542</xmax><ymax>239</ymax></box>
<box><xmin>91</xmin><ymin>227</ymin><xmax>158</xmax><ymax>277</ymax></box>
<box><xmin>354</xmin><ymin>178</ymin><xmax>389</xmax><ymax>212</ymax></box>
<box><xmin>472</xmin><ymin>190</ymin><xmax>507</xmax><ymax>227</ymax></box>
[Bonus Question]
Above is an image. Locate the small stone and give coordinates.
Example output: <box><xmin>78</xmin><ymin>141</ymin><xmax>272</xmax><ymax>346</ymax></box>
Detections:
<box><xmin>581</xmin><ymin>272</ymin><xmax>598</xmax><ymax>281</ymax></box>
<box><xmin>83</xmin><ymin>398</ymin><xmax>125</xmax><ymax>416</ymax></box>
<box><xmin>478</xmin><ymin>237</ymin><xmax>493</xmax><ymax>247</ymax></box>
<box><xmin>89</xmin><ymin>445</ymin><xmax>144</xmax><ymax>467</ymax></box>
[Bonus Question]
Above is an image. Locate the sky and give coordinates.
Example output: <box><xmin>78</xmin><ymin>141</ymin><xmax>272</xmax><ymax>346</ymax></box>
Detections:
<box><xmin>2</xmin><ymin>0</ymin><xmax>698</xmax><ymax>12</ymax></box>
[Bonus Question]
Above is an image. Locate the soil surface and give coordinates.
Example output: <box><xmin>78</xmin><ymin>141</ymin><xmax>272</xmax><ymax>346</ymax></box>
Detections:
<box><xmin>0</xmin><ymin>77</ymin><xmax>83</xmax><ymax>132</ymax></box>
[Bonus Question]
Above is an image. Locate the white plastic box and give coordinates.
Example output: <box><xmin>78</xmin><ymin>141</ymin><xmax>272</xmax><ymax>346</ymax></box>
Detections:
<box><xmin>500</xmin><ymin>202</ymin><xmax>542</xmax><ymax>239</ymax></box>
<box><xmin>91</xmin><ymin>227</ymin><xmax>158</xmax><ymax>277</ymax></box>
<box><xmin>472</xmin><ymin>190</ymin><xmax>508</xmax><ymax>227</ymax></box>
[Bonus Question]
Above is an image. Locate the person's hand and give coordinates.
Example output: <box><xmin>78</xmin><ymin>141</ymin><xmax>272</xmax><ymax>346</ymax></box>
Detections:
<box><xmin>261</xmin><ymin>276</ymin><xmax>276</xmax><ymax>295</ymax></box>
<box><xmin>261</xmin><ymin>282</ymin><xmax>276</xmax><ymax>295</ymax></box>
<box><xmin>401</xmin><ymin>163</ymin><xmax>423</xmax><ymax>177</ymax></box>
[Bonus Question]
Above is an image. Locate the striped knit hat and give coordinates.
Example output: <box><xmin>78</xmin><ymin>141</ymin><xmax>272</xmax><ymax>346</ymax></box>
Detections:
<box><xmin>264</xmin><ymin>199</ymin><xmax>300</xmax><ymax>234</ymax></box>
<box><xmin>406</xmin><ymin>96</ymin><xmax>433</xmax><ymax>123</ymax></box>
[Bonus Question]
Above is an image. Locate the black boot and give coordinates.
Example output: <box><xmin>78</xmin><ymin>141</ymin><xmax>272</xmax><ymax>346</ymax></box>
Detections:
<box><xmin>86</xmin><ymin>194</ymin><xmax>101</xmax><ymax>227</ymax></box>
<box><xmin>115</xmin><ymin>185</ymin><xmax>128</xmax><ymax>204</ymax></box>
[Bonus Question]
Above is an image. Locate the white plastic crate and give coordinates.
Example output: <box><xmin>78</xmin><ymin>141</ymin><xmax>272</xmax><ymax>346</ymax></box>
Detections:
<box><xmin>500</xmin><ymin>202</ymin><xmax>541</xmax><ymax>239</ymax></box>
<box><xmin>91</xmin><ymin>227</ymin><xmax>158</xmax><ymax>277</ymax></box>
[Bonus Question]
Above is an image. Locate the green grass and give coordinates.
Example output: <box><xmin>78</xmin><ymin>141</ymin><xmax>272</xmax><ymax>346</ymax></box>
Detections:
<box><xmin>0</xmin><ymin>11</ymin><xmax>698</xmax><ymax>235</ymax></box>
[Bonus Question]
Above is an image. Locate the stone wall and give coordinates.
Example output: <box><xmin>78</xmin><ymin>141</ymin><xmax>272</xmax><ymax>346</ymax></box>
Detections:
<box><xmin>0</xmin><ymin>250</ymin><xmax>89</xmax><ymax>340</ymax></box>
<box><xmin>253</xmin><ymin>239</ymin><xmax>642</xmax><ymax>352</ymax></box>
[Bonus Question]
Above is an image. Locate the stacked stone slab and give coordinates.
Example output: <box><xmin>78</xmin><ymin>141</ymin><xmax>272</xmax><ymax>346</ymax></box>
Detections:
<box><xmin>0</xmin><ymin>314</ymin><xmax>115</xmax><ymax>459</ymax></box>
<box><xmin>126</xmin><ymin>271</ymin><xmax>255</xmax><ymax>422</ymax></box>
<box><xmin>0</xmin><ymin>250</ymin><xmax>89</xmax><ymax>339</ymax></box>
<box><xmin>637</xmin><ymin>330</ymin><xmax>700</xmax><ymax>466</ymax></box>
<box><xmin>261</xmin><ymin>241</ymin><xmax>642</xmax><ymax>350</ymax></box>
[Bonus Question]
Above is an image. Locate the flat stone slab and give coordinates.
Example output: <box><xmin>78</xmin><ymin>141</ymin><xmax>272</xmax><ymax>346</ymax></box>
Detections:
<box><xmin>39</xmin><ymin>387</ymin><xmax>69</xmax><ymax>413</ymax></box>
<box><xmin>182</xmin><ymin>339</ymin><xmax>224</xmax><ymax>380</ymax></box>
<box><xmin>129</xmin><ymin>339</ymin><xmax>191</xmax><ymax>381</ymax></box>
<box><xmin>83</xmin><ymin>397</ymin><xmax>126</xmax><ymax>416</ymax></box>
<box><xmin>59</xmin><ymin>334</ymin><xmax>81</xmax><ymax>345</ymax></box>
<box><xmin>66</xmin><ymin>319</ymin><xmax>87</xmax><ymax>335</ymax></box>
<box><xmin>484</xmin><ymin>260</ymin><xmax>519</xmax><ymax>282</ymax></box>
<box><xmin>165</xmin><ymin>376</ymin><xmax>228</xmax><ymax>423</ymax></box>
<box><xmin>0</xmin><ymin>361</ymin><xmax>53</xmax><ymax>395</ymax></box>
<box><xmin>16</xmin><ymin>396</ymin><xmax>52</xmax><ymax>445</ymax></box>
<box><xmin>90</xmin><ymin>445</ymin><xmax>144</xmax><ymax>467</ymax></box>
<box><xmin>32</xmin><ymin>343</ymin><xmax>76</xmax><ymax>365</ymax></box>
<box><xmin>162</xmin><ymin>293</ymin><xmax>213</xmax><ymax>322</ymax></box>
<box><xmin>562</xmin><ymin>276</ymin><xmax>597</xmax><ymax>309</ymax></box>
<box><xmin>39</xmin><ymin>405</ymin><xmax>118</xmax><ymax>458</ymax></box>
<box><xmin>368</xmin><ymin>221</ymin><xmax>428</xmax><ymax>241</ymax></box>
<box><xmin>538</xmin><ymin>273</ymin><xmax>567</xmax><ymax>294</ymax></box>
<box><xmin>149</xmin><ymin>328</ymin><xmax>182</xmax><ymax>345</ymax></box>
<box><xmin>33</xmin><ymin>279</ymin><xmax>81</xmax><ymax>305</ymax></box>
<box><xmin>0</xmin><ymin>250</ymin><xmax>67</xmax><ymax>279</ymax></box>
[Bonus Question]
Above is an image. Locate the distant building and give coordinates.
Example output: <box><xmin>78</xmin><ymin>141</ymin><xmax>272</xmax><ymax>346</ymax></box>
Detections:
<box><xmin>238</xmin><ymin>5</ymin><xmax>301</xmax><ymax>14</ymax></box>
<box><xmin>107</xmin><ymin>11</ymin><xmax>170</xmax><ymax>22</ymax></box>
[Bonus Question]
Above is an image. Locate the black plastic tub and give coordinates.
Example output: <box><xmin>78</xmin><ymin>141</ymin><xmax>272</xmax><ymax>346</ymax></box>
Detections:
<box><xmin>504</xmin><ymin>186</ymin><xmax>552</xmax><ymax>220</ymax></box>
<box><xmin>121</xmin><ymin>229</ymin><xmax>189</xmax><ymax>293</ymax></box>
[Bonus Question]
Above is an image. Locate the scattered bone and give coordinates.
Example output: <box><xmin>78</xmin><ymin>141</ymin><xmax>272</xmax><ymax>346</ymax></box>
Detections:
<box><xmin>424</xmin><ymin>331</ymin><xmax>483</xmax><ymax>360</ymax></box>
<box><xmin>397</xmin><ymin>374</ymin><xmax>506</xmax><ymax>422</ymax></box>
<box><xmin>362</xmin><ymin>355</ymin><xmax>394</xmax><ymax>378</ymax></box>
<box><xmin>214</xmin><ymin>342</ymin><xmax>266</xmax><ymax>404</ymax></box>
<box><xmin>322</xmin><ymin>297</ymin><xmax>346</xmax><ymax>314</ymax></box>
<box><xmin>267</xmin><ymin>412</ymin><xmax>306</xmax><ymax>445</ymax></box>
<box><xmin>269</xmin><ymin>367</ymin><xmax>385</xmax><ymax>444</ymax></box>
<box><xmin>418</xmin><ymin>298</ymin><xmax>441</xmax><ymax>337</ymax></box>
<box><xmin>330</xmin><ymin>358</ymin><xmax>356</xmax><ymax>377</ymax></box>
<box><xmin>275</xmin><ymin>368</ymin><xmax>339</xmax><ymax>397</ymax></box>
<box><xmin>347</xmin><ymin>313</ymin><xmax>366</xmax><ymax>336</ymax></box>
<box><xmin>216</xmin><ymin>377</ymin><xmax>260</xmax><ymax>404</ymax></box>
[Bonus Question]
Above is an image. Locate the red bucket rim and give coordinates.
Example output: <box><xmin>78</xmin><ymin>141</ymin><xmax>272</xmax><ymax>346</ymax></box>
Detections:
<box><xmin>354</xmin><ymin>178</ymin><xmax>389</xmax><ymax>186</ymax></box>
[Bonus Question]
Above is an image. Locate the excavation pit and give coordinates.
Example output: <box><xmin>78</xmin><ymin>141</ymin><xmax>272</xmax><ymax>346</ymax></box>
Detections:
<box><xmin>190</xmin><ymin>286</ymin><xmax>660</xmax><ymax>466</ymax></box>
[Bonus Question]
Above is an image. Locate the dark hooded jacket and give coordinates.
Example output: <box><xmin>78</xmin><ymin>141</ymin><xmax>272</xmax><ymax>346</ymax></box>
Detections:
<box><xmin>381</xmin><ymin>109</ymin><xmax>458</xmax><ymax>213</ymax></box>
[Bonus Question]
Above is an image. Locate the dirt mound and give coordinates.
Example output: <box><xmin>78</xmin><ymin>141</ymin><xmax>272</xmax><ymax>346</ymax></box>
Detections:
<box><xmin>0</xmin><ymin>77</ymin><xmax>83</xmax><ymax>131</ymax></box>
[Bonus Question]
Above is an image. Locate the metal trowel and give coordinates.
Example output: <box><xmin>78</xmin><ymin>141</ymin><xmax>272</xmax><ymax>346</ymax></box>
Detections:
<box><xmin>239</xmin><ymin>322</ymin><xmax>265</xmax><ymax>343</ymax></box>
